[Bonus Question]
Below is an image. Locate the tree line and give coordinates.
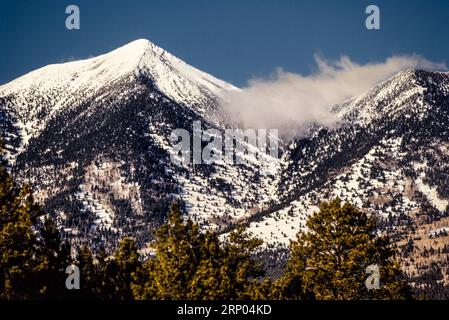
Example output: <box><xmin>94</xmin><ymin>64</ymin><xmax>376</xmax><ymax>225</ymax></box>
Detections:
<box><xmin>0</xmin><ymin>147</ymin><xmax>413</xmax><ymax>300</ymax></box>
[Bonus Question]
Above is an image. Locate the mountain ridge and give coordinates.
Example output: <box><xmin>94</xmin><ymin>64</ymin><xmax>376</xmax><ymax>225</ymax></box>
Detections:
<box><xmin>0</xmin><ymin>39</ymin><xmax>275</xmax><ymax>253</ymax></box>
<box><xmin>1</xmin><ymin>41</ymin><xmax>449</xmax><ymax>288</ymax></box>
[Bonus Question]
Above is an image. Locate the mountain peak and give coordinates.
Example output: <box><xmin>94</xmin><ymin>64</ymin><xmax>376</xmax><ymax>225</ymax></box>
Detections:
<box><xmin>122</xmin><ymin>38</ymin><xmax>152</xmax><ymax>49</ymax></box>
<box><xmin>0</xmin><ymin>39</ymin><xmax>156</xmax><ymax>93</ymax></box>
<box><xmin>0</xmin><ymin>39</ymin><xmax>239</xmax><ymax>157</ymax></box>
<box><xmin>334</xmin><ymin>67</ymin><xmax>449</xmax><ymax>125</ymax></box>
<box><xmin>391</xmin><ymin>68</ymin><xmax>449</xmax><ymax>85</ymax></box>
<box><xmin>0</xmin><ymin>38</ymin><xmax>238</xmax><ymax>108</ymax></box>
<box><xmin>108</xmin><ymin>39</ymin><xmax>164</xmax><ymax>62</ymax></box>
<box><xmin>124</xmin><ymin>38</ymin><xmax>239</xmax><ymax>106</ymax></box>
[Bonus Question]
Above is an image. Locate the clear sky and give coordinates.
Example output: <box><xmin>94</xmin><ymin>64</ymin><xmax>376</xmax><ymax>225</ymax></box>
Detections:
<box><xmin>1</xmin><ymin>0</ymin><xmax>449</xmax><ymax>86</ymax></box>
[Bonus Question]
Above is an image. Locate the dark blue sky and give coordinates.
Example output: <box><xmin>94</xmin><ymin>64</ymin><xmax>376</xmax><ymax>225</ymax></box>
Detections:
<box><xmin>1</xmin><ymin>0</ymin><xmax>449</xmax><ymax>86</ymax></box>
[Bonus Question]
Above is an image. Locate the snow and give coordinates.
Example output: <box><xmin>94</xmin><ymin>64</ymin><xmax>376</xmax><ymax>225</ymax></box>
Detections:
<box><xmin>416</xmin><ymin>176</ymin><xmax>449</xmax><ymax>212</ymax></box>
<box><xmin>0</xmin><ymin>39</ymin><xmax>240</xmax><ymax>161</ymax></box>
<box><xmin>337</xmin><ymin>69</ymin><xmax>428</xmax><ymax>126</ymax></box>
<box><xmin>246</xmin><ymin>202</ymin><xmax>318</xmax><ymax>246</ymax></box>
<box><xmin>148</xmin><ymin>123</ymin><xmax>280</xmax><ymax>231</ymax></box>
<box><xmin>3</xmin><ymin>38</ymin><xmax>449</xmax><ymax>251</ymax></box>
<box><xmin>137</xmin><ymin>40</ymin><xmax>239</xmax><ymax>108</ymax></box>
<box><xmin>428</xmin><ymin>227</ymin><xmax>449</xmax><ymax>237</ymax></box>
<box><xmin>75</xmin><ymin>184</ymin><xmax>115</xmax><ymax>229</ymax></box>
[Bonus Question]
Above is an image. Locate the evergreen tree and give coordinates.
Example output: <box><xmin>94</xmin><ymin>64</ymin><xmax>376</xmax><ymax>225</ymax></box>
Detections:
<box><xmin>94</xmin><ymin>247</ymin><xmax>114</xmax><ymax>299</ymax></box>
<box><xmin>0</xmin><ymin>139</ymin><xmax>419</xmax><ymax>300</ymax></box>
<box><xmin>134</xmin><ymin>203</ymin><xmax>264</xmax><ymax>300</ymax></box>
<box><xmin>37</xmin><ymin>218</ymin><xmax>73</xmax><ymax>299</ymax></box>
<box><xmin>279</xmin><ymin>198</ymin><xmax>413</xmax><ymax>300</ymax></box>
<box><xmin>0</xmin><ymin>144</ymin><xmax>46</xmax><ymax>299</ymax></box>
<box><xmin>144</xmin><ymin>203</ymin><xmax>204</xmax><ymax>299</ymax></box>
<box><xmin>186</xmin><ymin>226</ymin><xmax>265</xmax><ymax>300</ymax></box>
<box><xmin>220</xmin><ymin>226</ymin><xmax>265</xmax><ymax>299</ymax></box>
<box><xmin>187</xmin><ymin>231</ymin><xmax>227</xmax><ymax>299</ymax></box>
<box><xmin>108</xmin><ymin>238</ymin><xmax>142</xmax><ymax>300</ymax></box>
<box><xmin>74</xmin><ymin>245</ymin><xmax>99</xmax><ymax>299</ymax></box>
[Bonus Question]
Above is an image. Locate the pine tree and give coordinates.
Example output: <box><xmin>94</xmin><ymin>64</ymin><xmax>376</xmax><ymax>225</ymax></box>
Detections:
<box><xmin>220</xmin><ymin>226</ymin><xmax>265</xmax><ymax>299</ymax></box>
<box><xmin>94</xmin><ymin>247</ymin><xmax>114</xmax><ymax>299</ymax></box>
<box><xmin>108</xmin><ymin>238</ymin><xmax>142</xmax><ymax>300</ymax></box>
<box><xmin>187</xmin><ymin>231</ymin><xmax>226</xmax><ymax>299</ymax></box>
<box><xmin>74</xmin><ymin>245</ymin><xmax>99</xmax><ymax>299</ymax></box>
<box><xmin>37</xmin><ymin>218</ymin><xmax>73</xmax><ymax>299</ymax></box>
<box><xmin>134</xmin><ymin>203</ymin><xmax>265</xmax><ymax>300</ymax></box>
<box><xmin>137</xmin><ymin>203</ymin><xmax>205</xmax><ymax>299</ymax></box>
<box><xmin>0</xmin><ymin>145</ymin><xmax>46</xmax><ymax>299</ymax></box>
<box><xmin>279</xmin><ymin>198</ymin><xmax>413</xmax><ymax>300</ymax></box>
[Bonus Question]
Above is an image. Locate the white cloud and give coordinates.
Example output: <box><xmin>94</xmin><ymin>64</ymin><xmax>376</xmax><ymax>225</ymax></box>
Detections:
<box><xmin>221</xmin><ymin>55</ymin><xmax>446</xmax><ymax>139</ymax></box>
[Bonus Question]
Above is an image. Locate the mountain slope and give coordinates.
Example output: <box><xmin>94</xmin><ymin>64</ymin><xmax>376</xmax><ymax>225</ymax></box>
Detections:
<box><xmin>247</xmin><ymin>69</ymin><xmax>449</xmax><ymax>242</ymax></box>
<box><xmin>2</xmin><ymin>40</ymin><xmax>448</xmax><ymax>293</ymax></box>
<box><xmin>0</xmin><ymin>39</ymin><xmax>237</xmax><ymax>160</ymax></box>
<box><xmin>0</xmin><ymin>39</ymin><xmax>277</xmax><ymax>252</ymax></box>
<box><xmin>245</xmin><ymin>69</ymin><xmax>449</xmax><ymax>292</ymax></box>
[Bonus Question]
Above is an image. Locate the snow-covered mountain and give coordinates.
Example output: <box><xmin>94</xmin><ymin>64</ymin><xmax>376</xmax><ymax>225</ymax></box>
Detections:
<box><xmin>1</xmin><ymin>40</ymin><xmax>449</xmax><ymax>288</ymax></box>
<box><xmin>247</xmin><ymin>69</ymin><xmax>449</xmax><ymax>243</ymax></box>
<box><xmin>0</xmin><ymin>39</ymin><xmax>278</xmax><ymax>252</ymax></box>
<box><xmin>0</xmin><ymin>39</ymin><xmax>236</xmax><ymax>158</ymax></box>
<box><xmin>245</xmin><ymin>69</ymin><xmax>449</xmax><ymax>290</ymax></box>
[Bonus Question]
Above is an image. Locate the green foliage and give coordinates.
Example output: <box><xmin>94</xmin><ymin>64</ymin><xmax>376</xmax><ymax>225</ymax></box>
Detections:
<box><xmin>220</xmin><ymin>226</ymin><xmax>265</xmax><ymax>299</ymax></box>
<box><xmin>37</xmin><ymin>218</ymin><xmax>73</xmax><ymax>299</ymax></box>
<box><xmin>0</xmin><ymin>143</ymin><xmax>72</xmax><ymax>299</ymax></box>
<box><xmin>0</xmin><ymin>141</ymin><xmax>418</xmax><ymax>301</ymax></box>
<box><xmin>74</xmin><ymin>245</ymin><xmax>99</xmax><ymax>299</ymax></box>
<box><xmin>61</xmin><ymin>238</ymin><xmax>143</xmax><ymax>300</ymax></box>
<box><xmin>109</xmin><ymin>238</ymin><xmax>142</xmax><ymax>300</ymax></box>
<box><xmin>278</xmin><ymin>198</ymin><xmax>413</xmax><ymax>300</ymax></box>
<box><xmin>0</xmin><ymin>148</ymin><xmax>45</xmax><ymax>299</ymax></box>
<box><xmin>134</xmin><ymin>203</ymin><xmax>264</xmax><ymax>300</ymax></box>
